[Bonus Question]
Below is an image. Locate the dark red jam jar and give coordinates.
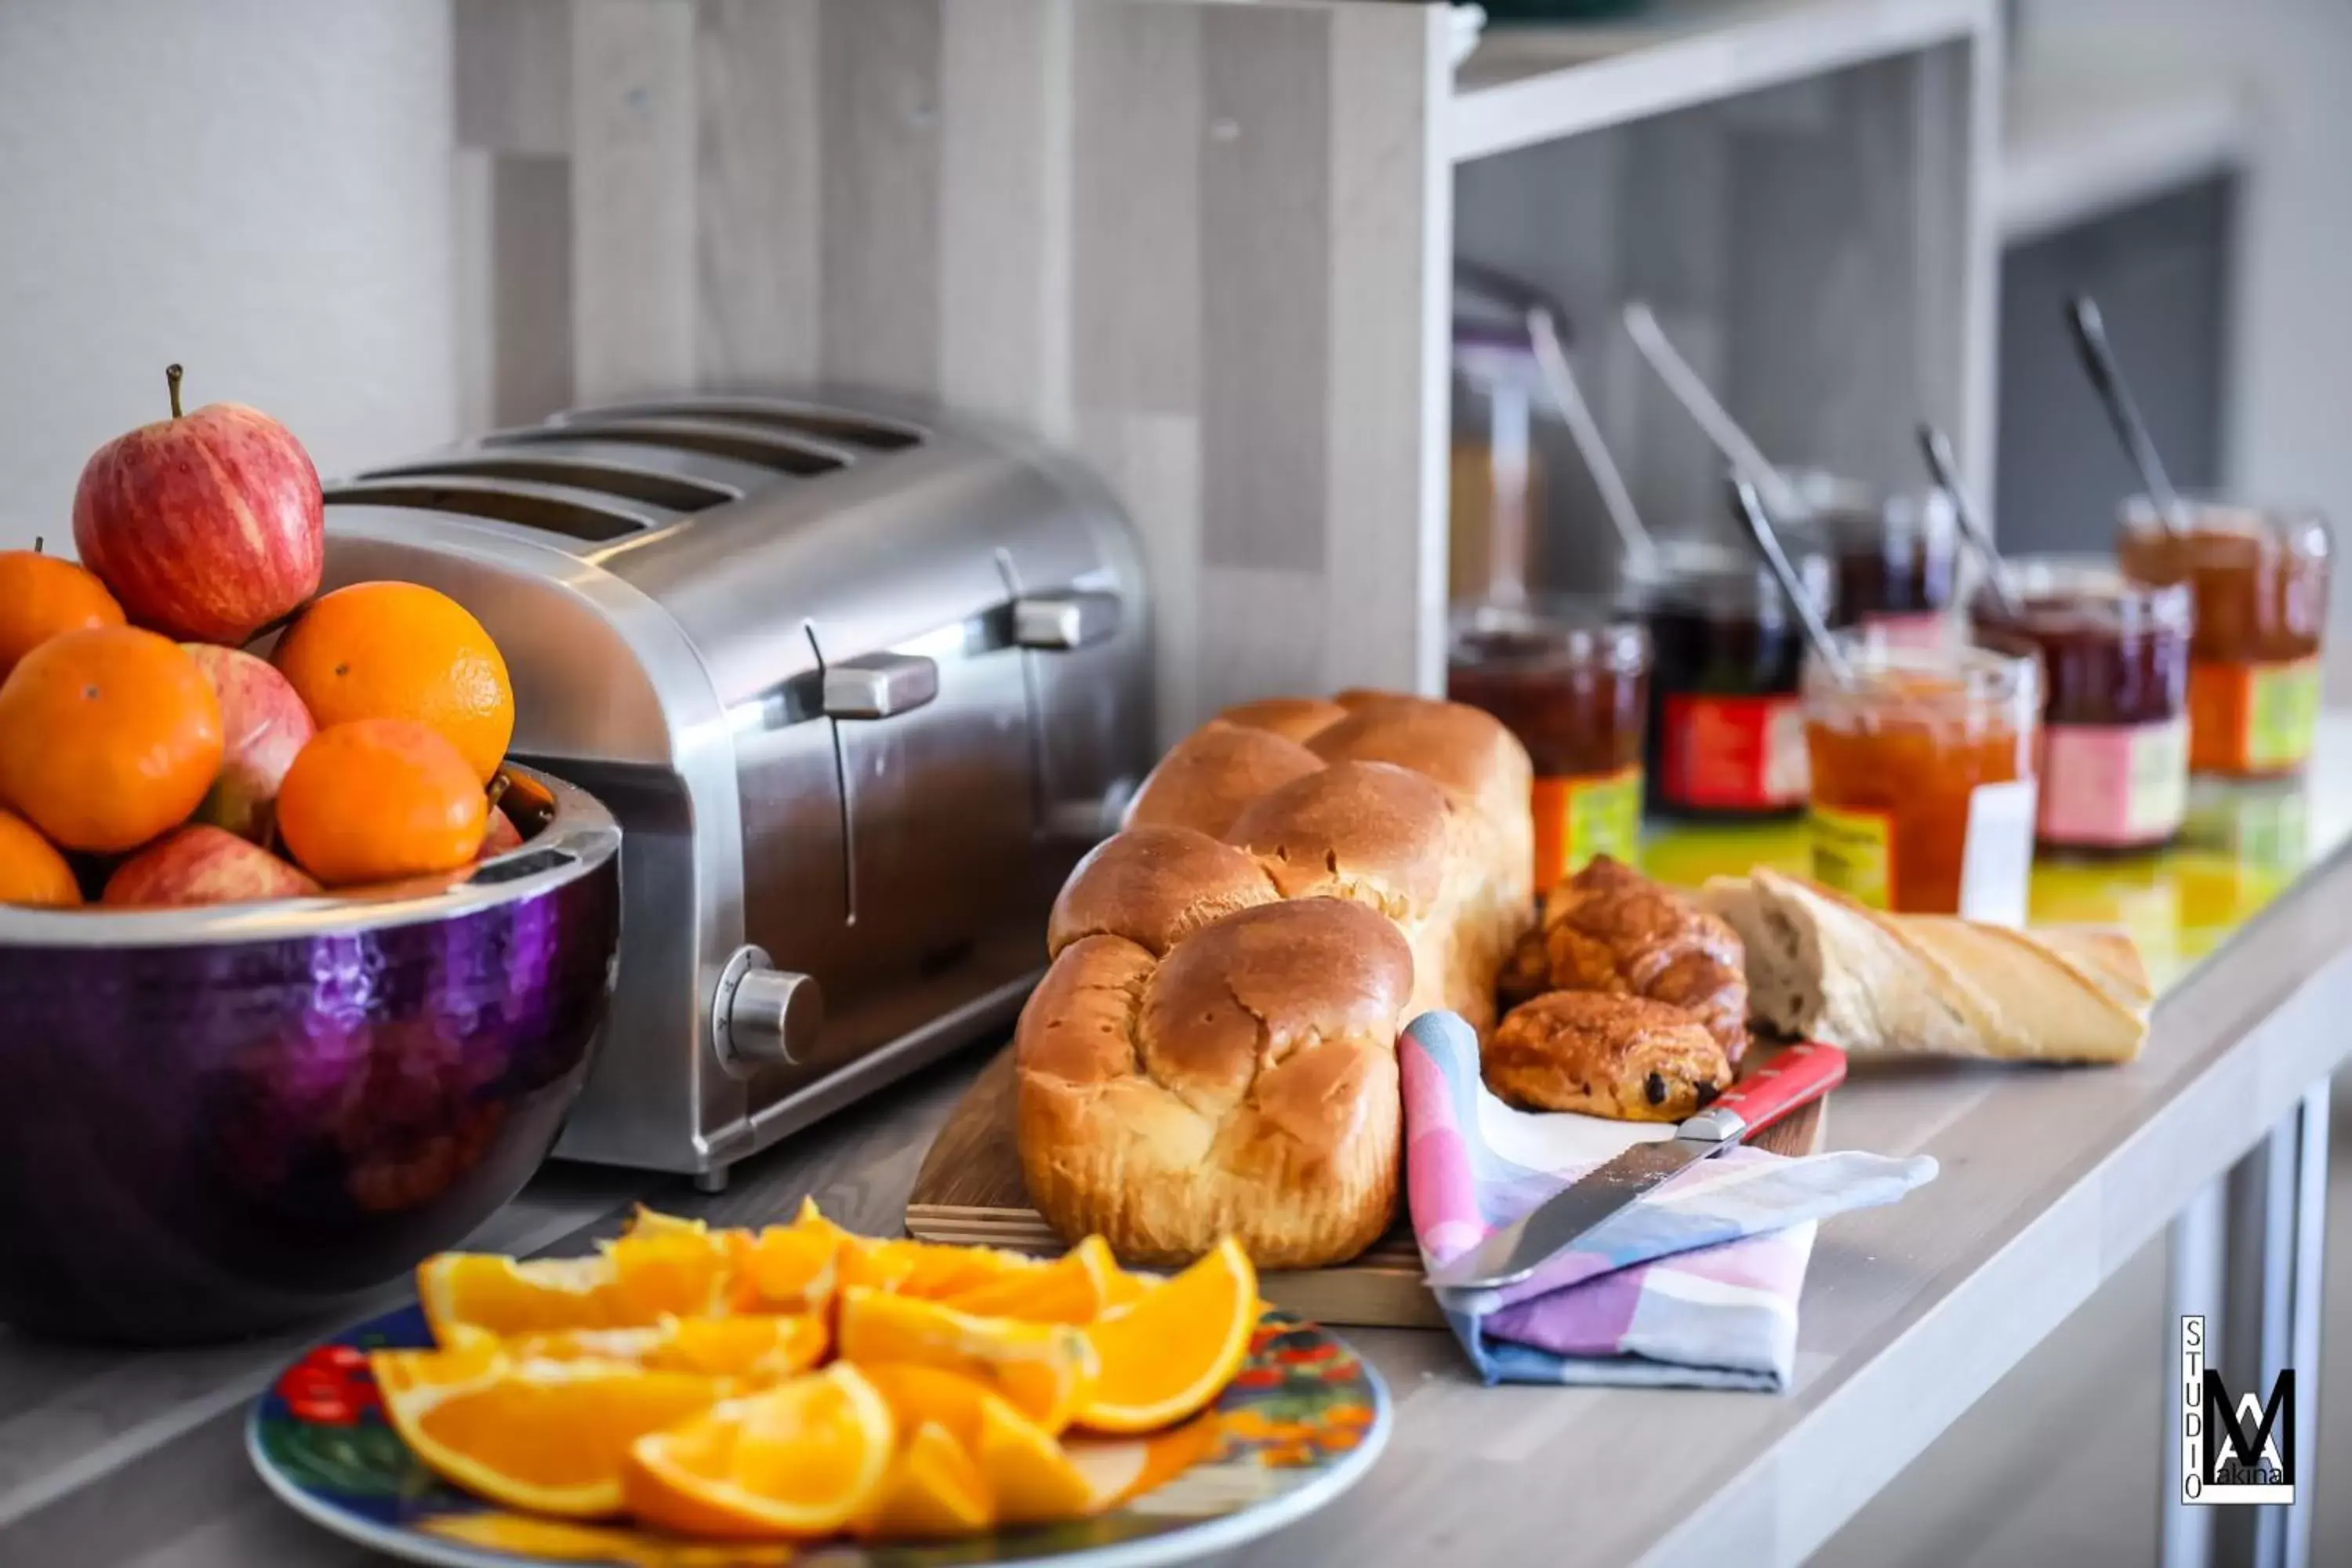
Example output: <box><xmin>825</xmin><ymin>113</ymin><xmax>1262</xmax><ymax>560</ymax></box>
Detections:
<box><xmin>1787</xmin><ymin>472</ymin><xmax>1961</xmax><ymax>649</ymax></box>
<box><xmin>1969</xmin><ymin>557</ymin><xmax>2190</xmax><ymax>852</ymax></box>
<box><xmin>1448</xmin><ymin>596</ymin><xmax>1650</xmax><ymax>886</ymax></box>
<box><xmin>1623</xmin><ymin>538</ymin><xmax>1836</xmax><ymax>822</ymax></box>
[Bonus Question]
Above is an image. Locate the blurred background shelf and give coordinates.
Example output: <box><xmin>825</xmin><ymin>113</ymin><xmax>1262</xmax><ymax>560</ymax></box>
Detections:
<box><xmin>1452</xmin><ymin>0</ymin><xmax>1988</xmax><ymax>161</ymax></box>
<box><xmin>2002</xmin><ymin>58</ymin><xmax>2250</xmax><ymax>244</ymax></box>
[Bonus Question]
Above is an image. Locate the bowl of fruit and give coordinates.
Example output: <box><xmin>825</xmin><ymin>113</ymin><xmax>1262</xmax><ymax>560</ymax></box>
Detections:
<box><xmin>0</xmin><ymin>368</ymin><xmax>622</xmax><ymax>1343</ymax></box>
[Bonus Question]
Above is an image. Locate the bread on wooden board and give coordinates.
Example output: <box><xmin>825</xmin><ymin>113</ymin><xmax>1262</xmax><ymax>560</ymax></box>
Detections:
<box><xmin>1697</xmin><ymin>868</ymin><xmax>2151</xmax><ymax>1063</ymax></box>
<box><xmin>1016</xmin><ymin>691</ymin><xmax>1534</xmax><ymax>1269</ymax></box>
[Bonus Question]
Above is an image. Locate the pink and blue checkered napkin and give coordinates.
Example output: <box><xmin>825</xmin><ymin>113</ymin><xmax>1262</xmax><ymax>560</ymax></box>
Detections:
<box><xmin>1402</xmin><ymin>1011</ymin><xmax>1936</xmax><ymax>1390</ymax></box>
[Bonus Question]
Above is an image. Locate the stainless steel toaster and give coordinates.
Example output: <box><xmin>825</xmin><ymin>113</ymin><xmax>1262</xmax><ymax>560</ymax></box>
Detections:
<box><xmin>318</xmin><ymin>390</ymin><xmax>1152</xmax><ymax>1185</ymax></box>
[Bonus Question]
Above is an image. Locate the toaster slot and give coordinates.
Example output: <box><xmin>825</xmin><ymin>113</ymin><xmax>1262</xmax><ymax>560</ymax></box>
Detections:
<box><xmin>322</xmin><ymin>477</ymin><xmax>663</xmax><ymax>543</ymax></box>
<box><xmin>554</xmin><ymin>397</ymin><xmax>925</xmax><ymax>452</ymax></box>
<box><xmin>358</xmin><ymin>456</ymin><xmax>737</xmax><ymax>514</ymax></box>
<box><xmin>488</xmin><ymin>418</ymin><xmax>850</xmax><ymax>477</ymax></box>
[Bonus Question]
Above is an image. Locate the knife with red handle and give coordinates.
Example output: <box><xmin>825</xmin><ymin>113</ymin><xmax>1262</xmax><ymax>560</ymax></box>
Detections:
<box><xmin>1424</xmin><ymin>1042</ymin><xmax>1848</xmax><ymax>1293</ymax></box>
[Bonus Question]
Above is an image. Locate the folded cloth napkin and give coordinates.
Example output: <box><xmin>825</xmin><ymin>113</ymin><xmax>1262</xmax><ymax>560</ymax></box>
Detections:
<box><xmin>1402</xmin><ymin>1011</ymin><xmax>1937</xmax><ymax>1390</ymax></box>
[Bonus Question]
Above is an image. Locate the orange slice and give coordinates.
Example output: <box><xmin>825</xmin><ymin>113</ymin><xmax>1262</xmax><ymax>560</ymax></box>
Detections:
<box><xmin>1102</xmin><ymin>1267</ymin><xmax>1155</xmax><ymax>1310</ymax></box>
<box><xmin>975</xmin><ymin>1393</ymin><xmax>1109</xmax><ymax>1526</ymax></box>
<box><xmin>858</xmin><ymin>1363</ymin><xmax>996</xmax><ymax>1450</ymax></box>
<box><xmin>727</xmin><ymin>1225</ymin><xmax>841</xmax><ymax>1316</ymax></box>
<box><xmin>941</xmin><ymin>1236</ymin><xmax>1116</xmax><ymax>1323</ymax></box>
<box><xmin>372</xmin><ymin>1341</ymin><xmax>729</xmax><ymax>1517</ymax></box>
<box><xmin>855</xmin><ymin>1421</ymin><xmax>994</xmax><ymax>1540</ymax></box>
<box><xmin>417</xmin><ymin>1230</ymin><xmax>731</xmax><ymax>1340</ymax></box>
<box><xmin>1073</xmin><ymin>1237</ymin><xmax>1257</xmax><ymax>1433</ymax></box>
<box><xmin>508</xmin><ymin>1314</ymin><xmax>828</xmax><ymax>1383</ymax></box>
<box><xmin>626</xmin><ymin>1364</ymin><xmax>896</xmax><ymax>1539</ymax></box>
<box><xmin>836</xmin><ymin>1287</ymin><xmax>1097</xmax><ymax>1434</ymax></box>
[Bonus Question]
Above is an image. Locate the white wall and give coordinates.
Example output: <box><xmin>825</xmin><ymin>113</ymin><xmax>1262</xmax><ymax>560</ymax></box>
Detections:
<box><xmin>0</xmin><ymin>0</ymin><xmax>458</xmax><ymax>553</ymax></box>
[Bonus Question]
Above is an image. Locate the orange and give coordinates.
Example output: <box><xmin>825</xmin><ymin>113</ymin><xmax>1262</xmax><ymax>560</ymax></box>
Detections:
<box><xmin>835</xmin><ymin>1287</ymin><xmax>1097</xmax><ymax>1434</ymax></box>
<box><xmin>0</xmin><ymin>546</ymin><xmax>122</xmax><ymax>681</ymax></box>
<box><xmin>374</xmin><ymin>1336</ymin><xmax>729</xmax><ymax>1517</ymax></box>
<box><xmin>854</xmin><ymin>1421</ymin><xmax>993</xmax><ymax>1540</ymax></box>
<box><xmin>626</xmin><ymin>1365</ymin><xmax>896</xmax><ymax>1538</ymax></box>
<box><xmin>0</xmin><ymin>626</ymin><xmax>220</xmax><ymax>852</ymax></box>
<box><xmin>418</xmin><ymin>1230</ymin><xmax>732</xmax><ymax>1341</ymax></box>
<box><xmin>858</xmin><ymin>1363</ymin><xmax>996</xmax><ymax>1450</ymax></box>
<box><xmin>508</xmin><ymin>1315</ymin><xmax>829</xmax><ymax>1384</ymax></box>
<box><xmin>973</xmin><ymin>1392</ymin><xmax>1109</xmax><ymax>1526</ymax></box>
<box><xmin>273</xmin><ymin>579</ymin><xmax>514</xmax><ymax>782</ymax></box>
<box><xmin>1073</xmin><ymin>1237</ymin><xmax>1256</xmax><ymax>1433</ymax></box>
<box><xmin>0</xmin><ymin>808</ymin><xmax>79</xmax><ymax>907</ymax></box>
<box><xmin>728</xmin><ymin>1225</ymin><xmax>842</xmax><ymax>1316</ymax></box>
<box><xmin>942</xmin><ymin>1236</ymin><xmax>1117</xmax><ymax>1323</ymax></box>
<box><xmin>276</xmin><ymin>719</ymin><xmax>487</xmax><ymax>886</ymax></box>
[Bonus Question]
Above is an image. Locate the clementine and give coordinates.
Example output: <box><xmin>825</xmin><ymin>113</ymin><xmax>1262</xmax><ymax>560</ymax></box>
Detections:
<box><xmin>0</xmin><ymin>626</ymin><xmax>222</xmax><ymax>852</ymax></box>
<box><xmin>274</xmin><ymin>581</ymin><xmax>514</xmax><ymax>782</ymax></box>
<box><xmin>0</xmin><ymin>808</ymin><xmax>80</xmax><ymax>907</ymax></box>
<box><xmin>276</xmin><ymin>719</ymin><xmax>488</xmax><ymax>886</ymax></box>
<box><xmin>0</xmin><ymin>544</ymin><xmax>124</xmax><ymax>681</ymax></box>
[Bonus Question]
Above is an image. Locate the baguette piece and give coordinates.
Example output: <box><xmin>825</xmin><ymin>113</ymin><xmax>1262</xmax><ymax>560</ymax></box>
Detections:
<box><xmin>1698</xmin><ymin>869</ymin><xmax>2151</xmax><ymax>1062</ymax></box>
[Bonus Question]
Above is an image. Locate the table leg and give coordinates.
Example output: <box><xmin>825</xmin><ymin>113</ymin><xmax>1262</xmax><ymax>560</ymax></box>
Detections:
<box><xmin>2164</xmin><ymin>1176</ymin><xmax>2227</xmax><ymax>1568</ymax></box>
<box><xmin>2281</xmin><ymin>1085</ymin><xmax>2328</xmax><ymax>1568</ymax></box>
<box><xmin>2200</xmin><ymin>1089</ymin><xmax>2330</xmax><ymax>1568</ymax></box>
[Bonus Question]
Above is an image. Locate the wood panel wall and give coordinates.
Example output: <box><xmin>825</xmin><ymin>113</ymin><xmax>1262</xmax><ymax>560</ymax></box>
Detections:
<box><xmin>452</xmin><ymin>0</ymin><xmax>1451</xmax><ymax>741</ymax></box>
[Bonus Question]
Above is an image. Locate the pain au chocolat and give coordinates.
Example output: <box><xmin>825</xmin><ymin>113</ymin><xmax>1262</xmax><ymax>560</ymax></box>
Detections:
<box><xmin>1014</xmin><ymin>691</ymin><xmax>1533</xmax><ymax>1269</ymax></box>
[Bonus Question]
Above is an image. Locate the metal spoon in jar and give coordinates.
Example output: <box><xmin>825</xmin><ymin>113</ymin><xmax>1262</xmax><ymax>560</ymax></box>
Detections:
<box><xmin>1730</xmin><ymin>474</ymin><xmax>1854</xmax><ymax>686</ymax></box>
<box><xmin>1916</xmin><ymin>423</ymin><xmax>2023</xmax><ymax>618</ymax></box>
<box><xmin>1525</xmin><ymin>305</ymin><xmax>1660</xmax><ymax>575</ymax></box>
<box><xmin>2064</xmin><ymin>295</ymin><xmax>2184</xmax><ymax>528</ymax></box>
<box><xmin>1624</xmin><ymin>300</ymin><xmax>1807</xmax><ymax>521</ymax></box>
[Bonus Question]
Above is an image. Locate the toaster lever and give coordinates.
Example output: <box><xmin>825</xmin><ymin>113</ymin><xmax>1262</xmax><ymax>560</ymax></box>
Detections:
<box><xmin>1012</xmin><ymin>590</ymin><xmax>1122</xmax><ymax>651</ymax></box>
<box><xmin>712</xmin><ymin>946</ymin><xmax>824</xmax><ymax>1071</ymax></box>
<box><xmin>822</xmin><ymin>653</ymin><xmax>940</xmax><ymax>719</ymax></box>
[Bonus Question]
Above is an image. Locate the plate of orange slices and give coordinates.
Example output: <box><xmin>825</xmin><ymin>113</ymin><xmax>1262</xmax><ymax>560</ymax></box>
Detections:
<box><xmin>249</xmin><ymin>1204</ymin><xmax>1388</xmax><ymax>1568</ymax></box>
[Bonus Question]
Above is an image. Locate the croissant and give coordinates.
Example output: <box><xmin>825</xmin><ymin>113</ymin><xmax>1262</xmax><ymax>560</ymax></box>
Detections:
<box><xmin>1516</xmin><ymin>855</ymin><xmax>1750</xmax><ymax>1065</ymax></box>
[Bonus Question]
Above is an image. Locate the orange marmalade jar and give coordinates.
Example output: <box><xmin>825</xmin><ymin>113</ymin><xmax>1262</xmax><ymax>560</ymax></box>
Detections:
<box><xmin>2116</xmin><ymin>498</ymin><xmax>2331</xmax><ymax>778</ymax></box>
<box><xmin>1802</xmin><ymin>639</ymin><xmax>2041</xmax><ymax>920</ymax></box>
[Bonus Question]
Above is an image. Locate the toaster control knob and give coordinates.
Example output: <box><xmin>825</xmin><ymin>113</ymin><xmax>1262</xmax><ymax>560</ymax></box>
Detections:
<box><xmin>1013</xmin><ymin>591</ymin><xmax>1122</xmax><ymax>651</ymax></box>
<box><xmin>713</xmin><ymin>946</ymin><xmax>823</xmax><ymax>1071</ymax></box>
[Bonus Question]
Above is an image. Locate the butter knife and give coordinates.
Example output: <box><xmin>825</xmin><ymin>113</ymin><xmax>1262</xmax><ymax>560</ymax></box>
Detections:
<box><xmin>1424</xmin><ymin>1041</ymin><xmax>1848</xmax><ymax>1293</ymax></box>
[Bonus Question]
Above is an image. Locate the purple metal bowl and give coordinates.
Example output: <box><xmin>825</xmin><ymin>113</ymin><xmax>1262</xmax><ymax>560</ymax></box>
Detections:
<box><xmin>0</xmin><ymin>767</ymin><xmax>620</xmax><ymax>1343</ymax></box>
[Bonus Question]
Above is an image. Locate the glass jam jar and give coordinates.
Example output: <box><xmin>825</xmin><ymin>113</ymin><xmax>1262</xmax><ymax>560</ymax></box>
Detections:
<box><xmin>2116</xmin><ymin>497</ymin><xmax>2332</xmax><ymax>778</ymax></box>
<box><xmin>1969</xmin><ymin>558</ymin><xmax>2190</xmax><ymax>854</ymax></box>
<box><xmin>1790</xmin><ymin>473</ymin><xmax>1962</xmax><ymax>650</ymax></box>
<box><xmin>1448</xmin><ymin>597</ymin><xmax>1650</xmax><ymax>886</ymax></box>
<box><xmin>1802</xmin><ymin>638</ymin><xmax>2041</xmax><ymax>920</ymax></box>
<box><xmin>1625</xmin><ymin>537</ymin><xmax>1835</xmax><ymax>822</ymax></box>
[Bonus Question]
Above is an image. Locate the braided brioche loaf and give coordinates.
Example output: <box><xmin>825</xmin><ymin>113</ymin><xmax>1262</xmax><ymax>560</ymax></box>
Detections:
<box><xmin>1014</xmin><ymin>691</ymin><xmax>1533</xmax><ymax>1268</ymax></box>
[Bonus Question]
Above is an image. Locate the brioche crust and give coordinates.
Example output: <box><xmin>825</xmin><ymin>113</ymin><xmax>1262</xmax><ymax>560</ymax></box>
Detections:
<box><xmin>1016</xmin><ymin>691</ymin><xmax>1535</xmax><ymax>1268</ymax></box>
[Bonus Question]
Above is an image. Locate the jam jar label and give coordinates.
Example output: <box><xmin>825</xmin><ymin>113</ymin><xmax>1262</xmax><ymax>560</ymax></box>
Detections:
<box><xmin>2188</xmin><ymin>657</ymin><xmax>2321</xmax><ymax>775</ymax></box>
<box><xmin>1809</xmin><ymin>778</ymin><xmax>2036</xmax><ymax>920</ymax></box>
<box><xmin>2037</xmin><ymin>718</ymin><xmax>2187</xmax><ymax>848</ymax></box>
<box><xmin>1532</xmin><ymin>767</ymin><xmax>1642</xmax><ymax>885</ymax></box>
<box><xmin>1806</xmin><ymin>803</ymin><xmax>1893</xmax><ymax>908</ymax></box>
<box><xmin>1661</xmin><ymin>695</ymin><xmax>1807</xmax><ymax>810</ymax></box>
<box><xmin>1958</xmin><ymin>779</ymin><xmax>2036</xmax><ymax>925</ymax></box>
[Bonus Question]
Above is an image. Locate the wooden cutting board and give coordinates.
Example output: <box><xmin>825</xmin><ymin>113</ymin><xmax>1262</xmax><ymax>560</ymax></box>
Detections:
<box><xmin>905</xmin><ymin>1044</ymin><xmax>1828</xmax><ymax>1330</ymax></box>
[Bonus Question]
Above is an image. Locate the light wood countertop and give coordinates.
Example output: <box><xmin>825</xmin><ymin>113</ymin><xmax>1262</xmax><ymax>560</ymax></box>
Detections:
<box><xmin>5</xmin><ymin>724</ymin><xmax>2350</xmax><ymax>1566</ymax></box>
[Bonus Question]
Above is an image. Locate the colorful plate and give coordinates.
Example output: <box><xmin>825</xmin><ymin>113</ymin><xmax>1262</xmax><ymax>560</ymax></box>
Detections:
<box><xmin>249</xmin><ymin>1302</ymin><xmax>1388</xmax><ymax>1568</ymax></box>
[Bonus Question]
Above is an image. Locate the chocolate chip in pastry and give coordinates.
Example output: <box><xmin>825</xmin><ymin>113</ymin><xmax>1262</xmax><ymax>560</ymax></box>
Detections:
<box><xmin>1482</xmin><ymin>990</ymin><xmax>1731</xmax><ymax>1123</ymax></box>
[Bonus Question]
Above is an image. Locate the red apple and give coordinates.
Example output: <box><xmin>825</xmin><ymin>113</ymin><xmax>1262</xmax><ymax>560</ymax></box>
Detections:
<box><xmin>183</xmin><ymin>644</ymin><xmax>315</xmax><ymax>843</ymax></box>
<box><xmin>72</xmin><ymin>364</ymin><xmax>323</xmax><ymax>645</ymax></box>
<box><xmin>103</xmin><ymin>825</ymin><xmax>321</xmax><ymax>907</ymax></box>
<box><xmin>478</xmin><ymin>805</ymin><xmax>525</xmax><ymax>860</ymax></box>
